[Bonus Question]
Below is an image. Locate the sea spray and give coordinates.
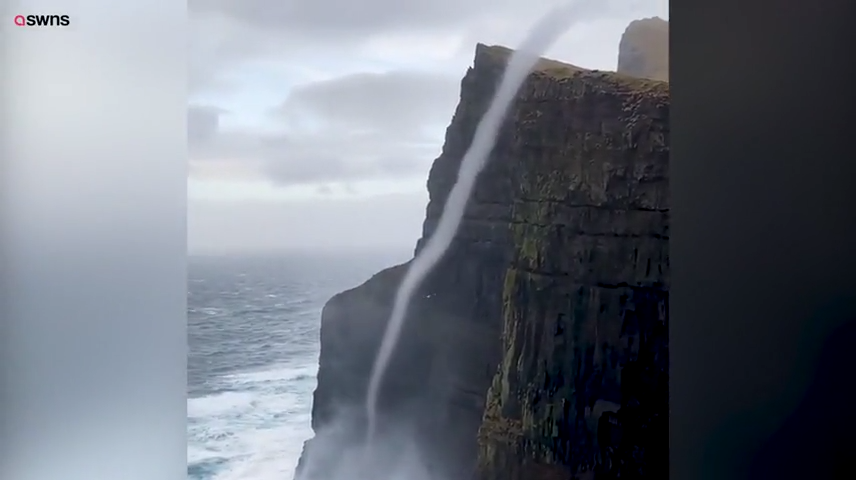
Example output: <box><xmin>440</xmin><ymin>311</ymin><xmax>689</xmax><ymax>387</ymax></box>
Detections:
<box><xmin>364</xmin><ymin>2</ymin><xmax>587</xmax><ymax>446</ymax></box>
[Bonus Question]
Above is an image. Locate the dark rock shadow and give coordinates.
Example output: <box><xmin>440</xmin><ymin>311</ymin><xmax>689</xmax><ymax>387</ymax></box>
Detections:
<box><xmin>748</xmin><ymin>318</ymin><xmax>856</xmax><ymax>479</ymax></box>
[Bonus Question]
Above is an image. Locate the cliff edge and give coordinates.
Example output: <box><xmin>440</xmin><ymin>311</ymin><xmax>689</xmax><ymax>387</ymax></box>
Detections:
<box><xmin>297</xmin><ymin>22</ymin><xmax>669</xmax><ymax>480</ymax></box>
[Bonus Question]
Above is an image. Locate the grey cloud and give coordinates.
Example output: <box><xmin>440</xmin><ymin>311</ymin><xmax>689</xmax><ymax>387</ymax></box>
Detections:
<box><xmin>279</xmin><ymin>71</ymin><xmax>460</xmax><ymax>140</ymax></box>
<box><xmin>189</xmin><ymin>0</ymin><xmax>644</xmax><ymax>39</ymax></box>
<box><xmin>190</xmin><ymin>70</ymin><xmax>457</xmax><ymax>186</ymax></box>
<box><xmin>315</xmin><ymin>184</ymin><xmax>335</xmax><ymax>195</ymax></box>
<box><xmin>187</xmin><ymin>1</ymin><xmax>667</xmax><ymax>184</ymax></box>
<box><xmin>189</xmin><ymin>0</ymin><xmax>668</xmax><ymax>94</ymax></box>
<box><xmin>188</xmin><ymin>192</ymin><xmax>428</xmax><ymax>253</ymax></box>
<box><xmin>260</xmin><ymin>146</ymin><xmax>351</xmax><ymax>184</ymax></box>
<box><xmin>188</xmin><ymin>105</ymin><xmax>227</xmax><ymax>144</ymax></box>
<box><xmin>259</xmin><ymin>131</ymin><xmax>439</xmax><ymax>185</ymax></box>
<box><xmin>185</xmin><ymin>0</ymin><xmax>567</xmax><ymax>94</ymax></box>
<box><xmin>187</xmin><ymin>106</ymin><xmax>263</xmax><ymax>161</ymax></box>
<box><xmin>188</xmin><ymin>0</ymin><xmax>660</xmax><ymax>96</ymax></box>
<box><xmin>189</xmin><ymin>14</ymin><xmax>286</xmax><ymax>94</ymax></box>
<box><xmin>190</xmin><ymin>0</ymin><xmax>506</xmax><ymax>37</ymax></box>
<box><xmin>189</xmin><ymin>128</ymin><xmax>437</xmax><ymax>186</ymax></box>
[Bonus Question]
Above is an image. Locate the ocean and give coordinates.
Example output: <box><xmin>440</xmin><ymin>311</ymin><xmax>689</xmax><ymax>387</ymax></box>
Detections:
<box><xmin>187</xmin><ymin>251</ymin><xmax>409</xmax><ymax>480</ymax></box>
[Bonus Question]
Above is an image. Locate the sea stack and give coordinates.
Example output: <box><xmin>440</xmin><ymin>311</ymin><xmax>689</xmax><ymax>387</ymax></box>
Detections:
<box><xmin>617</xmin><ymin>16</ymin><xmax>669</xmax><ymax>81</ymax></box>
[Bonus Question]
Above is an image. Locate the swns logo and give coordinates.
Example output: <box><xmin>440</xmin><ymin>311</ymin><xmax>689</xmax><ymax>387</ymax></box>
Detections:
<box><xmin>14</xmin><ymin>14</ymin><xmax>70</xmax><ymax>27</ymax></box>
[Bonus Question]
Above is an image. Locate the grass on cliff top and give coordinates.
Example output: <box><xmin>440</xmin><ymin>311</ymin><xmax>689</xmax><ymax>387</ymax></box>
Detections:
<box><xmin>477</xmin><ymin>43</ymin><xmax>668</xmax><ymax>92</ymax></box>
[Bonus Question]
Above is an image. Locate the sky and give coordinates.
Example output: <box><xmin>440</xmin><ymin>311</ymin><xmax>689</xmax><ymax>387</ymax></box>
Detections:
<box><xmin>187</xmin><ymin>0</ymin><xmax>670</xmax><ymax>254</ymax></box>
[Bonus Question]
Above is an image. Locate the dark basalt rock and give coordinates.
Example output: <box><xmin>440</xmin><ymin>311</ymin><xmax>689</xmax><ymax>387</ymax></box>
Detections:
<box><xmin>297</xmin><ymin>21</ymin><xmax>669</xmax><ymax>480</ymax></box>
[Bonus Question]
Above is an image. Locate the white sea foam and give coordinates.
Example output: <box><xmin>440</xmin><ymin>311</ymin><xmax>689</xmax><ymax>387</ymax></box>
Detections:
<box><xmin>187</xmin><ymin>364</ymin><xmax>316</xmax><ymax>480</ymax></box>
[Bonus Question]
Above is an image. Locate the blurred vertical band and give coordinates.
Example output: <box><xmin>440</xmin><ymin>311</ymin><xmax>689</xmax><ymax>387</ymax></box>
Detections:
<box><xmin>1</xmin><ymin>1</ymin><xmax>187</xmax><ymax>479</ymax></box>
<box><xmin>672</xmin><ymin>0</ymin><xmax>856</xmax><ymax>478</ymax></box>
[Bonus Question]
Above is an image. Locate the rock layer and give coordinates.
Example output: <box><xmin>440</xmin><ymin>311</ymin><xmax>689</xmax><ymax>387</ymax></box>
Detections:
<box><xmin>475</xmin><ymin>63</ymin><xmax>669</xmax><ymax>480</ymax></box>
<box><xmin>297</xmin><ymin>32</ymin><xmax>669</xmax><ymax>480</ymax></box>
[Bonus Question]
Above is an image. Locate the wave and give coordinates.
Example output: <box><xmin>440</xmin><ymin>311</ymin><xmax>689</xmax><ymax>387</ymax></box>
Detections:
<box><xmin>187</xmin><ymin>363</ymin><xmax>317</xmax><ymax>480</ymax></box>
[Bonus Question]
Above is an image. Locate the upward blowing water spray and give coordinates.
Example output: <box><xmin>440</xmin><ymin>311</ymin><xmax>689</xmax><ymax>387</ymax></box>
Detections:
<box><xmin>364</xmin><ymin>2</ymin><xmax>588</xmax><ymax>446</ymax></box>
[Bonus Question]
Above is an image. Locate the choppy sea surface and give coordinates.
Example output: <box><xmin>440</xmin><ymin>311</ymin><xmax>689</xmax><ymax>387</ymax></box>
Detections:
<box><xmin>187</xmin><ymin>251</ymin><xmax>408</xmax><ymax>480</ymax></box>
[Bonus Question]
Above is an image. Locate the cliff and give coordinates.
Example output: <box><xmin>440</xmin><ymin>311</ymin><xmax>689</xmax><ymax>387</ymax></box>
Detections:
<box><xmin>297</xmin><ymin>27</ymin><xmax>669</xmax><ymax>480</ymax></box>
<box><xmin>617</xmin><ymin>17</ymin><xmax>669</xmax><ymax>82</ymax></box>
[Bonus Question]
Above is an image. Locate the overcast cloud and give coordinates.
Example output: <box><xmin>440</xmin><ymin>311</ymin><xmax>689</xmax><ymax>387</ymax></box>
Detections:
<box><xmin>187</xmin><ymin>0</ymin><xmax>669</xmax><ymax>252</ymax></box>
<box><xmin>189</xmin><ymin>70</ymin><xmax>460</xmax><ymax>187</ymax></box>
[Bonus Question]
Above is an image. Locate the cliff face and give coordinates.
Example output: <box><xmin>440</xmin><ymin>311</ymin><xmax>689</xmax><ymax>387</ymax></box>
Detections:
<box><xmin>297</xmin><ymin>31</ymin><xmax>669</xmax><ymax>480</ymax></box>
<box><xmin>475</xmin><ymin>53</ymin><xmax>669</xmax><ymax>480</ymax></box>
<box><xmin>296</xmin><ymin>44</ymin><xmax>520</xmax><ymax>480</ymax></box>
<box><xmin>617</xmin><ymin>17</ymin><xmax>669</xmax><ymax>82</ymax></box>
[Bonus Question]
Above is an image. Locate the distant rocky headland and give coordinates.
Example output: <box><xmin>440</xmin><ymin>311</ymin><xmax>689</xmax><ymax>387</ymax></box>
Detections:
<box><xmin>297</xmin><ymin>17</ymin><xmax>669</xmax><ymax>480</ymax></box>
<box><xmin>618</xmin><ymin>17</ymin><xmax>669</xmax><ymax>82</ymax></box>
